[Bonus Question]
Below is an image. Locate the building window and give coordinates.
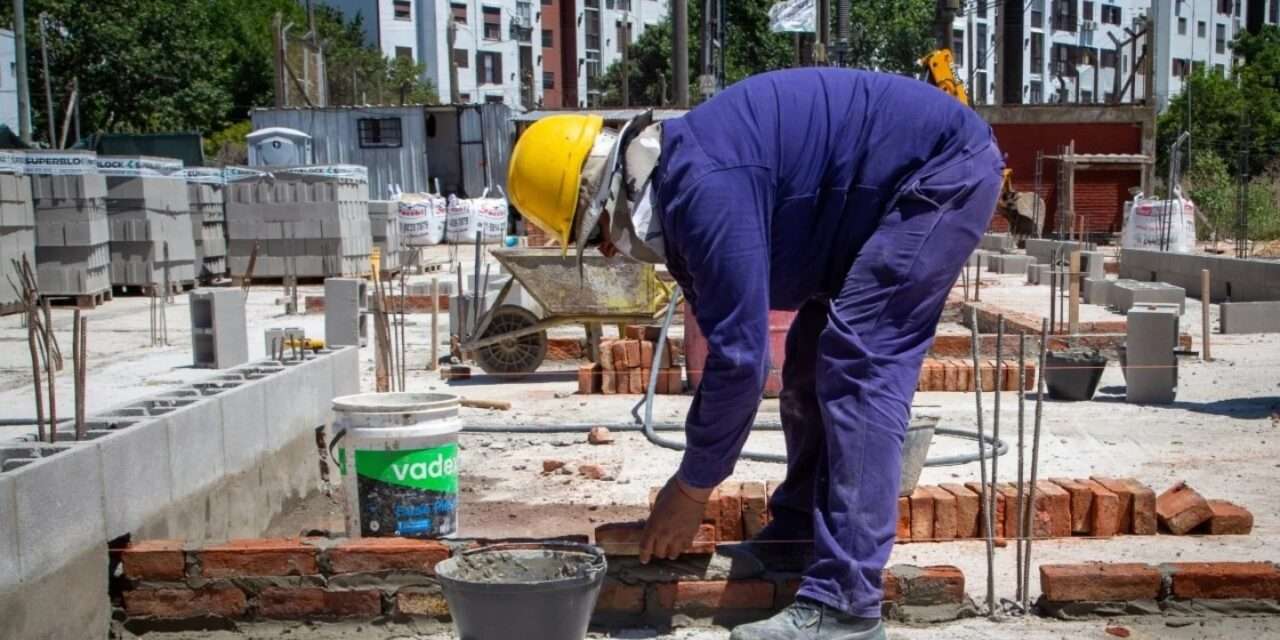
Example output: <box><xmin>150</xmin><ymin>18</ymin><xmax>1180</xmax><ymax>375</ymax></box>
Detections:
<box><xmin>585</xmin><ymin>4</ymin><xmax>601</xmax><ymax>51</ymax></box>
<box><xmin>1104</xmin><ymin>91</ymin><xmax>1113</xmax><ymax>102</ymax></box>
<box><xmin>953</xmin><ymin>29</ymin><xmax>964</xmax><ymax>60</ymax></box>
<box><xmin>1271</xmin><ymin>0</ymin><xmax>1279</xmax><ymax>23</ymax></box>
<box><xmin>451</xmin><ymin>3</ymin><xmax>467</xmax><ymax>25</ymax></box>
<box><xmin>1215</xmin><ymin>63</ymin><xmax>1225</xmax><ymax>76</ymax></box>
<box><xmin>543</xmin><ymin>71</ymin><xmax>554</xmax><ymax>89</ymax></box>
<box><xmin>358</xmin><ymin>118</ymin><xmax>402</xmax><ymax>148</ymax></box>
<box><xmin>1101</xmin><ymin>5</ymin><xmax>1121</xmax><ymax>26</ymax></box>
<box><xmin>1218</xmin><ymin>0</ymin><xmax>1232</xmax><ymax>14</ymax></box>
<box><xmin>1083</xmin><ymin>1</ymin><xmax>1094</xmax><ymax>21</ymax></box>
<box><xmin>395</xmin><ymin>46</ymin><xmax>413</xmax><ymax>60</ymax></box>
<box><xmin>1216</xmin><ymin>23</ymin><xmax>1226</xmax><ymax>53</ymax></box>
<box><xmin>1199</xmin><ymin>21</ymin><xmax>1207</xmax><ymax>37</ymax></box>
<box><xmin>453</xmin><ymin>48</ymin><xmax>469</xmax><ymax>68</ymax></box>
<box><xmin>485</xmin><ymin>95</ymin><xmax>504</xmax><ymax>103</ymax></box>
<box><xmin>483</xmin><ymin>7</ymin><xmax>501</xmax><ymax>40</ymax></box>
<box><xmin>1052</xmin><ymin>0</ymin><xmax>1078</xmax><ymax>32</ymax></box>
<box><xmin>1178</xmin><ymin>17</ymin><xmax>1187</xmax><ymax>35</ymax></box>
<box><xmin>975</xmin><ymin>71</ymin><xmax>988</xmax><ymax>104</ymax></box>
<box><xmin>1082</xmin><ymin>90</ymin><xmax>1093</xmax><ymax>103</ymax></box>
<box><xmin>476</xmin><ymin>51</ymin><xmax>502</xmax><ymax>84</ymax></box>
<box><xmin>1172</xmin><ymin>58</ymin><xmax>1188</xmax><ymax>77</ymax></box>
<box><xmin>586</xmin><ymin>49</ymin><xmax>601</xmax><ymax>82</ymax></box>
<box><xmin>542</xmin><ymin>28</ymin><xmax>553</xmax><ymax>47</ymax></box>
<box><xmin>977</xmin><ymin>0</ymin><xmax>986</xmax><ymax>18</ymax></box>
<box><xmin>542</xmin><ymin>0</ymin><xmax>551</xmax><ymax>5</ymax></box>
<box><xmin>606</xmin><ymin>0</ymin><xmax>631</xmax><ymax>9</ymax></box>
<box><xmin>977</xmin><ymin>23</ymin><xmax>988</xmax><ymax>68</ymax></box>
<box><xmin>1030</xmin><ymin>32</ymin><xmax>1044</xmax><ymax>69</ymax></box>
<box><xmin>393</xmin><ymin>0</ymin><xmax>411</xmax><ymax>20</ymax></box>
<box><xmin>1030</xmin><ymin>80</ymin><xmax>1043</xmax><ymax>103</ymax></box>
<box><xmin>1031</xmin><ymin>6</ymin><xmax>1043</xmax><ymax>28</ymax></box>
<box><xmin>1101</xmin><ymin>48</ymin><xmax>1117</xmax><ymax>68</ymax></box>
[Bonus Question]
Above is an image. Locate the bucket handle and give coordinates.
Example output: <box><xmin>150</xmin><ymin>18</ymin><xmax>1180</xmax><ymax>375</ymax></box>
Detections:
<box><xmin>458</xmin><ymin>541</ymin><xmax>607</xmax><ymax>571</ymax></box>
<box><xmin>328</xmin><ymin>427</ymin><xmax>347</xmax><ymax>474</ymax></box>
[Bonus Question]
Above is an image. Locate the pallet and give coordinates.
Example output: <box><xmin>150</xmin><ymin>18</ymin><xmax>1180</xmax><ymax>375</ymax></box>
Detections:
<box><xmin>0</xmin><ymin>301</ymin><xmax>26</xmax><ymax>317</ymax></box>
<box><xmin>43</xmin><ymin>288</ymin><xmax>113</xmax><ymax>309</ymax></box>
<box><xmin>112</xmin><ymin>281</ymin><xmax>196</xmax><ymax>297</ymax></box>
<box><xmin>232</xmin><ymin>273</ymin><xmax>370</xmax><ymax>288</ymax></box>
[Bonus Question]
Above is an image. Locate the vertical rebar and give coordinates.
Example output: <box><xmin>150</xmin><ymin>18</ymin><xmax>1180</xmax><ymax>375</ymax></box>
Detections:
<box><xmin>1021</xmin><ymin>318</ymin><xmax>1049</xmax><ymax>614</ymax></box>
<box><xmin>26</xmin><ymin>293</ymin><xmax>45</xmax><ymax>442</ymax></box>
<box><xmin>975</xmin><ymin>254</ymin><xmax>982</xmax><ymax>301</ymax></box>
<box><xmin>989</xmin><ymin>315</ymin><xmax>1003</xmax><ymax>619</ymax></box>
<box><xmin>472</xmin><ymin>231</ymin><xmax>482</xmax><ymax>338</ymax></box>
<box><xmin>1201</xmin><ymin>269</ymin><xmax>1212</xmax><ymax>361</ymax></box>
<box><xmin>398</xmin><ymin>272</ymin><xmax>406</xmax><ymax>389</ymax></box>
<box><xmin>42</xmin><ymin>297</ymin><xmax>56</xmax><ymax>443</ymax></box>
<box><xmin>1015</xmin><ymin>332</ymin><xmax>1027</xmax><ymax>607</ymax></box>
<box><xmin>73</xmin><ymin>309</ymin><xmax>83</xmax><ymax>440</ymax></box>
<box><xmin>430</xmin><ymin>277</ymin><xmax>439</xmax><ymax>370</ymax></box>
<box><xmin>970</xmin><ymin>308</ymin><xmax>995</xmax><ymax>616</ymax></box>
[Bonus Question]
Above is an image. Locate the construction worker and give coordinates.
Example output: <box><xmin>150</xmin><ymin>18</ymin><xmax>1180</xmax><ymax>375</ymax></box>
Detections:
<box><xmin>507</xmin><ymin>68</ymin><xmax>1002</xmax><ymax>640</ymax></box>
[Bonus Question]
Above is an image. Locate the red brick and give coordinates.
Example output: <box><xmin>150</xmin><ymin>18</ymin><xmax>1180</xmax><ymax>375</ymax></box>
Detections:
<box><xmin>624</xmin><ymin>340</ymin><xmax>642</xmax><ymax>368</ymax></box>
<box><xmin>939</xmin><ymin>359</ymin><xmax>956</xmax><ymax>391</ymax></box>
<box><xmin>588</xmin><ymin>426</ymin><xmax>614</xmax><ymax>445</ymax></box>
<box><xmin>598</xmin><ymin>339</ymin><xmax>616</xmax><ymax>368</ymax></box>
<box><xmin>199</xmin><ymin>538</ymin><xmax>318</xmax><ymax>577</ymax></box>
<box><xmin>257</xmin><ymin>588</ymin><xmax>381</xmax><ymax>619</ymax></box>
<box><xmin>654</xmin><ymin>368</ymin><xmax>670</xmax><ymax>394</ymax></box>
<box><xmin>1202</xmin><ymin>500</ymin><xmax>1253</xmax><ymax>535</ymax></box>
<box><xmin>542</xmin><ymin>459</ymin><xmax>566</xmax><ymax>473</ymax></box>
<box><xmin>641</xmin><ymin>341</ymin><xmax>655</xmax><ymax>368</ymax></box>
<box><xmin>594</xmin><ymin>521</ymin><xmax>717</xmax><ymax>556</ymax></box>
<box><xmin>1090</xmin><ymin>477</ymin><xmax>1136</xmax><ymax>534</ymax></box>
<box><xmin>595</xmin><ymin>579</ymin><xmax>646</xmax><ymax>613</ymax></box>
<box><xmin>1024</xmin><ymin>360</ymin><xmax>1037</xmax><ymax>390</ymax></box>
<box><xmin>579</xmin><ymin>463</ymin><xmax>609</xmax><ymax>480</ymax></box>
<box><xmin>980</xmin><ymin>360</ymin><xmax>998</xmax><ymax>392</ymax></box>
<box><xmin>1050</xmin><ymin>478</ymin><xmax>1094</xmax><ymax>535</ymax></box>
<box><xmin>601</xmin><ymin>369</ymin><xmax>617</xmax><ymax>394</ymax></box>
<box><xmin>546</xmin><ymin>338</ymin><xmax>584</xmax><ymax>360</ymax></box>
<box><xmin>124</xmin><ymin>587</ymin><xmax>247</xmax><ymax>619</ymax></box>
<box><xmin>628</xmin><ymin>367</ymin><xmax>643</xmax><ymax>394</ymax></box>
<box><xmin>896</xmin><ymin>496</ymin><xmax>911</xmax><ymax>541</ymax></box>
<box><xmin>664</xmin><ymin>367</ymin><xmax>683</xmax><ymax>394</ymax></box>
<box><xmin>654</xmin><ymin>580</ymin><xmax>775</xmax><ymax>612</ymax></box>
<box><xmin>1039</xmin><ymin>563</ymin><xmax>1162</xmax><ymax>602</ymax></box>
<box><xmin>577</xmin><ymin>363</ymin><xmax>602</xmax><ymax>394</ymax></box>
<box><xmin>615</xmin><ymin>370</ymin><xmax>631</xmax><ymax>394</ymax></box>
<box><xmin>718</xmin><ymin>483</ymin><xmax>745</xmax><ymax>541</ymax></box>
<box><xmin>928</xmin><ymin>360</ymin><xmax>946</xmax><ymax>391</ymax></box>
<box><xmin>1129</xmin><ymin>480</ymin><xmax>1157</xmax><ymax>535</ymax></box>
<box><xmin>624</xmin><ymin>325</ymin><xmax>646</xmax><ymax>340</ymax></box>
<box><xmin>1156</xmin><ymin>482</ymin><xmax>1213</xmax><ymax>535</ymax></box>
<box><xmin>121</xmin><ymin>540</ymin><xmax>186</xmax><ymax>581</ymax></box>
<box><xmin>966</xmin><ymin>482</ymin><xmax>1005</xmax><ymax>538</ymax></box>
<box><xmin>741</xmin><ymin>481</ymin><xmax>769</xmax><ymax>539</ymax></box>
<box><xmin>611</xmin><ymin>342</ymin><xmax>628</xmax><ymax>369</ymax></box>
<box><xmin>1168</xmin><ymin>562</ymin><xmax>1280</xmax><ymax>599</ymax></box>
<box><xmin>997</xmin><ymin>484</ymin><xmax>1025</xmax><ymax>539</ymax></box>
<box><xmin>882</xmin><ymin>571</ymin><xmax>903</xmax><ymax>603</ymax></box>
<box><xmin>940</xmin><ymin>484</ymin><xmax>980</xmax><ymax>538</ymax></box>
<box><xmin>1036</xmin><ymin>480</ymin><xmax>1073</xmax><ymax>538</ymax></box>
<box><xmin>395</xmin><ymin>589</ymin><xmax>449</xmax><ymax>617</ymax></box>
<box><xmin>326</xmin><ymin>538</ymin><xmax>450</xmax><ymax>575</ymax></box>
<box><xmin>893</xmin><ymin>565</ymin><xmax>966</xmax><ymax>605</ymax></box>
<box><xmin>927</xmin><ymin>486</ymin><xmax>958</xmax><ymax>540</ymax></box>
<box><xmin>909</xmin><ymin>487</ymin><xmax>935</xmax><ymax>541</ymax></box>
<box><xmin>1082</xmin><ymin>479</ymin><xmax>1122</xmax><ymax>537</ymax></box>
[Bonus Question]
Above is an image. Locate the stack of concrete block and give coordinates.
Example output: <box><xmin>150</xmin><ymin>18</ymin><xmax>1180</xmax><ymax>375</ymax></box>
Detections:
<box><xmin>0</xmin><ymin>170</ymin><xmax>34</xmax><ymax>313</ymax></box>
<box><xmin>29</xmin><ymin>151</ymin><xmax>112</xmax><ymax>298</ymax></box>
<box><xmin>100</xmin><ymin>157</ymin><xmax>196</xmax><ymax>289</ymax></box>
<box><xmin>185</xmin><ymin>169</ymin><xmax>227</xmax><ymax>281</ymax></box>
<box><xmin>1120</xmin><ymin>248</ymin><xmax>1280</xmax><ymax>302</ymax></box>
<box><xmin>225</xmin><ymin>167</ymin><xmax>372</xmax><ymax>279</ymax></box>
<box><xmin>368</xmin><ymin>200</ymin><xmax>401</xmax><ymax>275</ymax></box>
<box><xmin>1125</xmin><ymin>304</ymin><xmax>1179</xmax><ymax>404</ymax></box>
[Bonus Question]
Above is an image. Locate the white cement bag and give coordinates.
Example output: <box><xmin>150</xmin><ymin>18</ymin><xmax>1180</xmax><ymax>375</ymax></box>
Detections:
<box><xmin>445</xmin><ymin>188</ymin><xmax>507</xmax><ymax>244</ymax></box>
<box><xmin>1122</xmin><ymin>191</ymin><xmax>1198</xmax><ymax>254</ymax></box>
<box><xmin>399</xmin><ymin>193</ymin><xmax>447</xmax><ymax>246</ymax></box>
<box><xmin>769</xmin><ymin>0</ymin><xmax>816</xmax><ymax>33</ymax></box>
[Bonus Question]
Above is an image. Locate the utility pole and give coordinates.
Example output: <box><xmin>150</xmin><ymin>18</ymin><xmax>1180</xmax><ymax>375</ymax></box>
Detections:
<box><xmin>38</xmin><ymin>12</ymin><xmax>53</xmax><ymax>147</ymax></box>
<box><xmin>447</xmin><ymin>18</ymin><xmax>460</xmax><ymax>104</ymax></box>
<box><xmin>273</xmin><ymin>13</ymin><xmax>287</xmax><ymax>108</ymax></box>
<box><xmin>993</xmin><ymin>0</ymin><xmax>1004</xmax><ymax>104</ymax></box>
<box><xmin>13</xmin><ymin>0</ymin><xmax>31</xmax><ymax>143</ymax></box>
<box><xmin>620</xmin><ymin>20</ymin><xmax>630</xmax><ymax>107</ymax></box>
<box><xmin>936</xmin><ymin>0</ymin><xmax>959</xmax><ymax>50</ymax></box>
<box><xmin>672</xmin><ymin>0</ymin><xmax>689</xmax><ymax>108</ymax></box>
<box><xmin>835</xmin><ymin>0</ymin><xmax>849</xmax><ymax>66</ymax></box>
<box><xmin>816</xmin><ymin>0</ymin><xmax>830</xmax><ymax>64</ymax></box>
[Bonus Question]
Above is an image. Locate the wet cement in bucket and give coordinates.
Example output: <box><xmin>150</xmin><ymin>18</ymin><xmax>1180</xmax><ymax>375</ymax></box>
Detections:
<box><xmin>442</xmin><ymin>549</ymin><xmax>601</xmax><ymax>584</ymax></box>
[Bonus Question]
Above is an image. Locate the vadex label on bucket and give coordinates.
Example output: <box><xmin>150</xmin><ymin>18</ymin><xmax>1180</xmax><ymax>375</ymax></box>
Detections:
<box><xmin>354</xmin><ymin>443</ymin><xmax>459</xmax><ymax>537</ymax></box>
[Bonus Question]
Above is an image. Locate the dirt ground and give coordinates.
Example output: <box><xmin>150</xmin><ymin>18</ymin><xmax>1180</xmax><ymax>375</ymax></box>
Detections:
<box><xmin>8</xmin><ymin>247</ymin><xmax>1280</xmax><ymax>639</ymax></box>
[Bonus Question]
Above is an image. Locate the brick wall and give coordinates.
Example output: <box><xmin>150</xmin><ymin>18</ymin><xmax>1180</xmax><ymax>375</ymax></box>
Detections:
<box><xmin>1039</xmin><ymin>561</ymin><xmax>1280</xmax><ymax>611</ymax></box>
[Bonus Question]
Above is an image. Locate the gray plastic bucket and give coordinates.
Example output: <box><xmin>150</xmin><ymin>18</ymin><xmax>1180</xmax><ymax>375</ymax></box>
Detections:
<box><xmin>899</xmin><ymin>417</ymin><xmax>937</xmax><ymax>497</ymax></box>
<box><xmin>436</xmin><ymin>542</ymin><xmax>607</xmax><ymax>640</ymax></box>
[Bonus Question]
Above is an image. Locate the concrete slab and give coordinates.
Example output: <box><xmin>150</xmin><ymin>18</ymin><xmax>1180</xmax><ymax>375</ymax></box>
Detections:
<box><xmin>1220</xmin><ymin>301</ymin><xmax>1280</xmax><ymax>334</ymax></box>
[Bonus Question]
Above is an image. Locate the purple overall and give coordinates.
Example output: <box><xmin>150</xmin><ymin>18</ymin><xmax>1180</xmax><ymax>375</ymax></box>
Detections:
<box><xmin>652</xmin><ymin>68</ymin><xmax>1002</xmax><ymax>617</ymax></box>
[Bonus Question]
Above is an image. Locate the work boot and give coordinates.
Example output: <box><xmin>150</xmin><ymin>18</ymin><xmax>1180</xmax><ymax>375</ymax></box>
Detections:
<box><xmin>729</xmin><ymin>599</ymin><xmax>885</xmax><ymax>640</ymax></box>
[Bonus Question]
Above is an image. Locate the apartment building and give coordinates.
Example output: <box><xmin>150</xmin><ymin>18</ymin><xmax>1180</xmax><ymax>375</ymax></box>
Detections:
<box><xmin>315</xmin><ymin>0</ymin><xmax>420</xmax><ymax>61</ymax></box>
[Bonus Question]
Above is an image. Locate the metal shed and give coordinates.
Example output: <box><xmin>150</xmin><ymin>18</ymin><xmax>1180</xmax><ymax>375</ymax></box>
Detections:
<box><xmin>250</xmin><ymin>105</ymin><xmax>429</xmax><ymax>199</ymax></box>
<box><xmin>423</xmin><ymin>103</ymin><xmax>515</xmax><ymax>198</ymax></box>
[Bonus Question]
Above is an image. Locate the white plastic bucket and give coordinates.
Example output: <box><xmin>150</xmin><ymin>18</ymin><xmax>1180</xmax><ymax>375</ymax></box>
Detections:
<box><xmin>331</xmin><ymin>392</ymin><xmax>462</xmax><ymax>538</ymax></box>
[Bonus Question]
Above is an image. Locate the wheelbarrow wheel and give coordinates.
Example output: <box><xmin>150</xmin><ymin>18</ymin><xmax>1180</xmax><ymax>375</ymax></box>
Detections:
<box><xmin>474</xmin><ymin>305</ymin><xmax>547</xmax><ymax>379</ymax></box>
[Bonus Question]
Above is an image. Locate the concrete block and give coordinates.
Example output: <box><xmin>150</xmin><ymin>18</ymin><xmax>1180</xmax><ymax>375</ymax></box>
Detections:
<box><xmin>1125</xmin><ymin>305</ymin><xmax>1179</xmax><ymax>404</ymax></box>
<box><xmin>1026</xmin><ymin>238</ymin><xmax>1084</xmax><ymax>264</ymax></box>
<box><xmin>11</xmin><ymin>443</ymin><xmax>107</xmax><ymax>581</ymax></box>
<box><xmin>190</xmin><ymin>288</ymin><xmax>249</xmax><ymax>368</ymax></box>
<box><xmin>264</xmin><ymin>327</ymin><xmax>306</xmax><ymax>354</ymax></box>
<box><xmin>1079</xmin><ymin>251</ymin><xmax>1106</xmax><ymax>279</ymax></box>
<box><xmin>0</xmin><ymin>473</ymin><xmax>18</xmax><ymax>591</ymax></box>
<box><xmin>324</xmin><ymin>278</ymin><xmax>368</xmax><ymax>347</ymax></box>
<box><xmin>1220</xmin><ymin>301</ymin><xmax>1280</xmax><ymax>334</ymax></box>
<box><xmin>1083</xmin><ymin>277</ymin><xmax>1112</xmax><ymax>305</ymax></box>
<box><xmin>965</xmin><ymin>249</ymin><xmax>994</xmax><ymax>268</ymax></box>
<box><xmin>1111</xmin><ymin>280</ymin><xmax>1186</xmax><ymax>314</ymax></box>
<box><xmin>157</xmin><ymin>394</ymin><xmax>227</xmax><ymax>501</ymax></box>
<box><xmin>215</xmin><ymin>379</ymin><xmax>268</xmax><ymax>475</ymax></box>
<box><xmin>330</xmin><ymin>345</ymin><xmax>362</xmax><ymax>398</ymax></box>
<box><xmin>980</xmin><ymin>233</ymin><xmax>1015</xmax><ymax>252</ymax></box>
<box><xmin>987</xmin><ymin>254</ymin><xmax>1036</xmax><ymax>275</ymax></box>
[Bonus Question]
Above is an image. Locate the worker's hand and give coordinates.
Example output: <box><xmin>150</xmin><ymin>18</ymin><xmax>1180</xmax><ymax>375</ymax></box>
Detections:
<box><xmin>640</xmin><ymin>475</ymin><xmax>713</xmax><ymax>564</ymax></box>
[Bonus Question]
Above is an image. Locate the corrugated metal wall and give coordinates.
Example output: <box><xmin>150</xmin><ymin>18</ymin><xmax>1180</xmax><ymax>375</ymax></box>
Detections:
<box><xmin>250</xmin><ymin>106</ymin><xmax>428</xmax><ymax>199</ymax></box>
<box><xmin>424</xmin><ymin>104</ymin><xmax>514</xmax><ymax>198</ymax></box>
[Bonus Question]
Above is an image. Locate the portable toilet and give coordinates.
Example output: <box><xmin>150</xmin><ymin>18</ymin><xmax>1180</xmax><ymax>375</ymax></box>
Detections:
<box><xmin>247</xmin><ymin>127</ymin><xmax>313</xmax><ymax>167</ymax></box>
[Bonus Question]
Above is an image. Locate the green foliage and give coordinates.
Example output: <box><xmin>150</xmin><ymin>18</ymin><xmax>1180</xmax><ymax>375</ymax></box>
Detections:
<box><xmin>1184</xmin><ymin>150</ymin><xmax>1235</xmax><ymax>239</ymax></box>
<box><xmin>203</xmin><ymin>120</ymin><xmax>252</xmax><ymax>165</ymax></box>
<box><xmin>846</xmin><ymin>0</ymin><xmax>936</xmax><ymax>75</ymax></box>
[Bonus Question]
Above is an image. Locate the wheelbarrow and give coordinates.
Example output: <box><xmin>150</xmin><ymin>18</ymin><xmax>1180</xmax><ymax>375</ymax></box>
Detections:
<box><xmin>460</xmin><ymin>248</ymin><xmax>672</xmax><ymax>377</ymax></box>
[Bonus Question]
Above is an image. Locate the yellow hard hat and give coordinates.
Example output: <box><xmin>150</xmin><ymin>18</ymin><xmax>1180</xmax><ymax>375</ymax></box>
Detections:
<box><xmin>508</xmin><ymin>114</ymin><xmax>604</xmax><ymax>249</ymax></box>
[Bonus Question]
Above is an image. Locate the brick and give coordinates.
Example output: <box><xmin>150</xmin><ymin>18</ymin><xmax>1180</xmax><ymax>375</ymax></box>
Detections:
<box><xmin>601</xmin><ymin>369</ymin><xmax>617</xmax><ymax>394</ymax></box>
<box><xmin>997</xmin><ymin>484</ymin><xmax>1025</xmax><ymax>539</ymax></box>
<box><xmin>611</xmin><ymin>342</ymin><xmax>628</xmax><ymax>369</ymax></box>
<box><xmin>654</xmin><ymin>580</ymin><xmax>775</xmax><ymax>612</ymax></box>
<box><xmin>940</xmin><ymin>484</ymin><xmax>980</xmax><ymax>538</ymax></box>
<box><xmin>624</xmin><ymin>340</ymin><xmax>642</xmax><ymax>368</ymax></box>
<box><xmin>664</xmin><ymin>368</ymin><xmax>683</xmax><ymax>394</ymax></box>
<box><xmin>594</xmin><ymin>521</ymin><xmax>717</xmax><ymax>556</ymax></box>
<box><xmin>326</xmin><ymin>538</ymin><xmax>450</xmax><ymax>574</ymax></box>
<box><xmin>1081</xmin><ymin>479</ymin><xmax>1122</xmax><ymax>537</ymax></box>
<box><xmin>718</xmin><ymin>483</ymin><xmax>745</xmax><ymax>541</ymax></box>
<box><xmin>122</xmin><ymin>540</ymin><xmax>186</xmax><ymax>581</ymax></box>
<box><xmin>1167</xmin><ymin>562</ymin><xmax>1280</xmax><ymax>599</ymax></box>
<box><xmin>966</xmin><ymin>482</ymin><xmax>1005</xmax><ymax>538</ymax></box>
<box><xmin>895</xmin><ymin>565</ymin><xmax>966</xmax><ymax>606</ymax></box>
<box><xmin>616</xmin><ymin>370</ymin><xmax>631</xmax><ymax>394</ymax></box>
<box><xmin>882</xmin><ymin>571</ymin><xmax>903</xmax><ymax>603</ymax></box>
<box><xmin>928</xmin><ymin>486</ymin><xmax>958</xmax><ymax>540</ymax></box>
<box><xmin>896</xmin><ymin>496</ymin><xmax>911</xmax><ymax>541</ymax></box>
<box><xmin>1036</xmin><ymin>480</ymin><xmax>1073</xmax><ymax>538</ymax></box>
<box><xmin>629</xmin><ymin>367</ymin><xmax>643</xmax><ymax>394</ymax></box>
<box><xmin>655</xmin><ymin>368</ymin><xmax>670</xmax><ymax>394</ymax></box>
<box><xmin>958</xmin><ymin>360</ymin><xmax>973</xmax><ymax>392</ymax></box>
<box><xmin>1050</xmin><ymin>478</ymin><xmax>1094</xmax><ymax>535</ymax></box>
<box><xmin>641</xmin><ymin>341</ymin><xmax>655</xmax><ymax>368</ymax></box>
<box><xmin>395</xmin><ymin>589</ymin><xmax>449</xmax><ymax>617</ymax></box>
<box><xmin>595</xmin><ymin>579</ymin><xmax>645</xmax><ymax>613</ymax></box>
<box><xmin>257</xmin><ymin>588</ymin><xmax>382</xmax><ymax>619</ymax></box>
<box><xmin>1156</xmin><ymin>482</ymin><xmax>1213</xmax><ymax>535</ymax></box>
<box><xmin>1202</xmin><ymin>500</ymin><xmax>1253</xmax><ymax>535</ymax></box>
<box><xmin>1090</xmin><ymin>477</ymin><xmax>1136</xmax><ymax>534</ymax></box>
<box><xmin>199</xmin><ymin>538</ymin><xmax>318</xmax><ymax>577</ymax></box>
<box><xmin>1129</xmin><ymin>480</ymin><xmax>1157</xmax><ymax>535</ymax></box>
<box><xmin>928</xmin><ymin>360</ymin><xmax>946</xmax><ymax>391</ymax></box>
<box><xmin>542</xmin><ymin>459</ymin><xmax>566</xmax><ymax>473</ymax></box>
<box><xmin>1024</xmin><ymin>360</ymin><xmax>1037</xmax><ymax>390</ymax></box>
<box><xmin>1039</xmin><ymin>563</ymin><xmax>1162</xmax><ymax>602</ymax></box>
<box><xmin>980</xmin><ymin>360</ymin><xmax>998</xmax><ymax>392</ymax></box>
<box><xmin>588</xmin><ymin>426</ymin><xmax>614</xmax><ymax>445</ymax></box>
<box><xmin>579</xmin><ymin>463</ymin><xmax>609</xmax><ymax>480</ymax></box>
<box><xmin>741</xmin><ymin>481</ymin><xmax>769</xmax><ymax>540</ymax></box>
<box><xmin>909</xmin><ymin>487</ymin><xmax>935</xmax><ymax>541</ymax></box>
<box><xmin>577</xmin><ymin>363</ymin><xmax>602</xmax><ymax>394</ymax></box>
<box><xmin>599</xmin><ymin>339</ymin><xmax>616</xmax><ymax>367</ymax></box>
<box><xmin>624</xmin><ymin>325</ymin><xmax>646</xmax><ymax>340</ymax></box>
<box><xmin>124</xmin><ymin>587</ymin><xmax>247</xmax><ymax>619</ymax></box>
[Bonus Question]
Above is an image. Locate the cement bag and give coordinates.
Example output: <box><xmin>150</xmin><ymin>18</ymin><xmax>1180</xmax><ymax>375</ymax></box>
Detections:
<box><xmin>1122</xmin><ymin>190</ymin><xmax>1198</xmax><ymax>254</ymax></box>
<box><xmin>446</xmin><ymin>188</ymin><xmax>507</xmax><ymax>244</ymax></box>
<box><xmin>399</xmin><ymin>193</ymin><xmax>447</xmax><ymax>246</ymax></box>
<box><xmin>769</xmin><ymin>0</ymin><xmax>816</xmax><ymax>33</ymax></box>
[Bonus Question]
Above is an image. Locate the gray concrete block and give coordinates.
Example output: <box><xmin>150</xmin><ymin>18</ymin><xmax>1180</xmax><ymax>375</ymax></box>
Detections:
<box><xmin>330</xmin><ymin>345</ymin><xmax>361</xmax><ymax>398</ymax></box>
<box><xmin>1026</xmin><ymin>238</ymin><xmax>1084</xmax><ymax>264</ymax></box>
<box><xmin>1111</xmin><ymin>280</ymin><xmax>1186</xmax><ymax>314</ymax></box>
<box><xmin>1079</xmin><ymin>251</ymin><xmax>1107</xmax><ymax>279</ymax></box>
<box><xmin>1220</xmin><ymin>301</ymin><xmax>1280</xmax><ymax>334</ymax></box>
<box><xmin>11</xmin><ymin>442</ymin><xmax>107</xmax><ymax>581</ymax></box>
<box><xmin>190</xmin><ymin>288</ymin><xmax>249</xmax><ymax>368</ymax></box>
<box><xmin>264</xmin><ymin>326</ymin><xmax>306</xmax><ymax>353</ymax></box>
<box><xmin>1083</xmin><ymin>277</ymin><xmax>1112</xmax><ymax>305</ymax></box>
<box><xmin>94</xmin><ymin>417</ymin><xmax>174</xmax><ymax>538</ymax></box>
<box><xmin>0</xmin><ymin>473</ymin><xmax>18</xmax><ymax>591</ymax></box>
<box><xmin>216</xmin><ymin>379</ymin><xmax>268</xmax><ymax>475</ymax></box>
<box><xmin>1121</xmin><ymin>248</ymin><xmax>1280</xmax><ymax>302</ymax></box>
<box><xmin>987</xmin><ymin>254</ymin><xmax>1036</xmax><ymax>275</ymax></box>
<box><xmin>160</xmin><ymin>394</ymin><xmax>226</xmax><ymax>500</ymax></box>
<box><xmin>324</xmin><ymin>277</ymin><xmax>368</xmax><ymax>347</ymax></box>
<box><xmin>979</xmin><ymin>233</ymin><xmax>1014</xmax><ymax>252</ymax></box>
<box><xmin>1126</xmin><ymin>304</ymin><xmax>1179</xmax><ymax>404</ymax></box>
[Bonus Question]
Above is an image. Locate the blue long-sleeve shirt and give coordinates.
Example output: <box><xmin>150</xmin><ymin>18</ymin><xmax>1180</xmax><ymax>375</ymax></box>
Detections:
<box><xmin>652</xmin><ymin>68</ymin><xmax>992</xmax><ymax>488</ymax></box>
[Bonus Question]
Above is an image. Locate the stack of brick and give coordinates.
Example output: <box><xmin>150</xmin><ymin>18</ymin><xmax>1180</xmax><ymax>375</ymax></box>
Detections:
<box><xmin>916</xmin><ymin>357</ymin><xmax>1036</xmax><ymax>392</ymax></box>
<box><xmin>578</xmin><ymin>327</ymin><xmax>684</xmax><ymax>395</ymax></box>
<box><xmin>645</xmin><ymin>479</ymin><xmax>1252</xmax><ymax>545</ymax></box>
<box><xmin>99</xmin><ymin>156</ymin><xmax>198</xmax><ymax>289</ymax></box>
<box><xmin>184</xmin><ymin>168</ymin><xmax>227</xmax><ymax>282</ymax></box>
